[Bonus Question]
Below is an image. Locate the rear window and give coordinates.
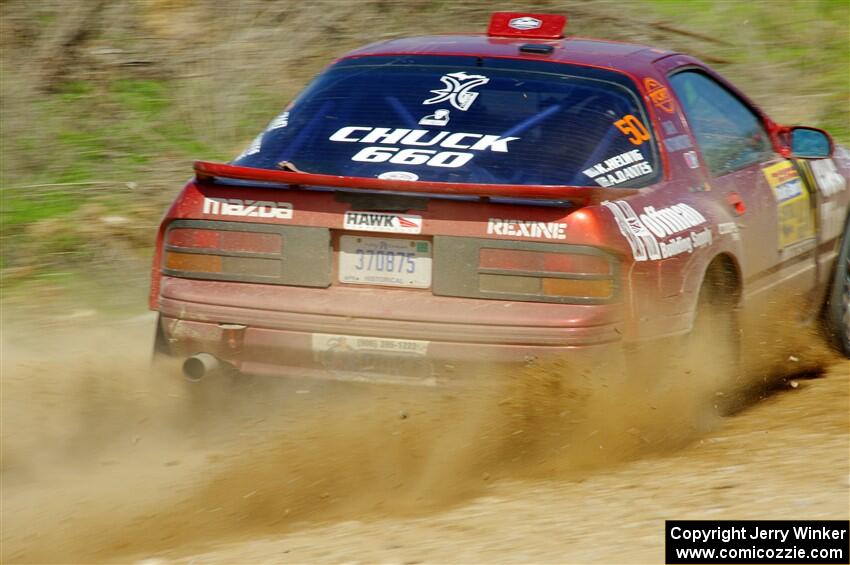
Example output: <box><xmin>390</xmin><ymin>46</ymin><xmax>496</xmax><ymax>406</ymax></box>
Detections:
<box><xmin>234</xmin><ymin>56</ymin><xmax>660</xmax><ymax>188</ymax></box>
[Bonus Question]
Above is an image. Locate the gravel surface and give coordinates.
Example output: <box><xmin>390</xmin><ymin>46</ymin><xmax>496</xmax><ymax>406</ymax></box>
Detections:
<box><xmin>2</xmin><ymin>319</ymin><xmax>847</xmax><ymax>564</ymax></box>
<box><xmin>177</xmin><ymin>363</ymin><xmax>849</xmax><ymax>564</ymax></box>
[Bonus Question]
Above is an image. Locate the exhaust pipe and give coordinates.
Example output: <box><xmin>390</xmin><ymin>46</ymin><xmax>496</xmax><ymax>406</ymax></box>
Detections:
<box><xmin>183</xmin><ymin>353</ymin><xmax>221</xmax><ymax>381</ymax></box>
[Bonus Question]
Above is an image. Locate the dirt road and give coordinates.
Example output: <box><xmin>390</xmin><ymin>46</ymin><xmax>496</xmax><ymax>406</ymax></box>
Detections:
<box><xmin>1</xmin><ymin>316</ymin><xmax>848</xmax><ymax>564</ymax></box>
<box><xmin>179</xmin><ymin>363</ymin><xmax>848</xmax><ymax>565</ymax></box>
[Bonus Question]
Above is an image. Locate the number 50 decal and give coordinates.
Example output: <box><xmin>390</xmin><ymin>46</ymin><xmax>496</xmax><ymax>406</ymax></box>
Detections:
<box><xmin>614</xmin><ymin>115</ymin><xmax>651</xmax><ymax>146</ymax></box>
<box><xmin>351</xmin><ymin>146</ymin><xmax>473</xmax><ymax>168</ymax></box>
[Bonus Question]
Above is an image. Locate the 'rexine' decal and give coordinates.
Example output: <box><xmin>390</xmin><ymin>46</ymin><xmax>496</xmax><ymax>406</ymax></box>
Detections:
<box><xmin>486</xmin><ymin>218</ymin><xmax>567</xmax><ymax>240</ymax></box>
<box><xmin>423</xmin><ymin>72</ymin><xmax>490</xmax><ymax>111</ymax></box>
<box><xmin>602</xmin><ymin>200</ymin><xmax>710</xmax><ymax>261</ymax></box>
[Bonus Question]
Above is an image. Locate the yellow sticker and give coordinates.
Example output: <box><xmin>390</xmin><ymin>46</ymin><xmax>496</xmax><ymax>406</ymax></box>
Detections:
<box><xmin>762</xmin><ymin>161</ymin><xmax>815</xmax><ymax>248</ymax></box>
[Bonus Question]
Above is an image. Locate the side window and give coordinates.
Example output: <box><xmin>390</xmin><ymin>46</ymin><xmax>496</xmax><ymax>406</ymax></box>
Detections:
<box><xmin>669</xmin><ymin>71</ymin><xmax>773</xmax><ymax>176</ymax></box>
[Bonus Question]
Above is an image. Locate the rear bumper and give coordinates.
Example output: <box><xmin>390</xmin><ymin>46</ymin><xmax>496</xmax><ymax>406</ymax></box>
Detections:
<box><xmin>158</xmin><ymin>276</ymin><xmax>627</xmax><ymax>383</ymax></box>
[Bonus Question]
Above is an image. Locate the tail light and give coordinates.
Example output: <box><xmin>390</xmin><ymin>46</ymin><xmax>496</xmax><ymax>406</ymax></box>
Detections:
<box><xmin>165</xmin><ymin>251</ymin><xmax>223</xmax><ymax>273</ymax></box>
<box><xmin>479</xmin><ymin>248</ymin><xmax>609</xmax><ymax>274</ymax></box>
<box><xmin>167</xmin><ymin>228</ymin><xmax>281</xmax><ymax>254</ymax></box>
<box><xmin>161</xmin><ymin>220</ymin><xmax>331</xmax><ymax>287</ymax></box>
<box><xmin>434</xmin><ymin>237</ymin><xmax>619</xmax><ymax>304</ymax></box>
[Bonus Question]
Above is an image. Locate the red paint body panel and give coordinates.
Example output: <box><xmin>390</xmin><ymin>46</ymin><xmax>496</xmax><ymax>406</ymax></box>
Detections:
<box><xmin>150</xmin><ymin>17</ymin><xmax>850</xmax><ymax>382</ymax></box>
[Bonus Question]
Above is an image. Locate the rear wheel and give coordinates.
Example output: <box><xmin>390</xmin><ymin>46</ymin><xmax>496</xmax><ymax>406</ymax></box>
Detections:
<box><xmin>690</xmin><ymin>264</ymin><xmax>742</xmax><ymax>401</ymax></box>
<box><xmin>827</xmin><ymin>222</ymin><xmax>850</xmax><ymax>357</ymax></box>
<box><xmin>661</xmin><ymin>261</ymin><xmax>742</xmax><ymax>422</ymax></box>
<box><xmin>625</xmin><ymin>260</ymin><xmax>741</xmax><ymax>433</ymax></box>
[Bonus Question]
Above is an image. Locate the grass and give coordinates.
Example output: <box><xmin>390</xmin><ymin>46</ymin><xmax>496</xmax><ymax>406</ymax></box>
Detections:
<box><xmin>646</xmin><ymin>0</ymin><xmax>850</xmax><ymax>140</ymax></box>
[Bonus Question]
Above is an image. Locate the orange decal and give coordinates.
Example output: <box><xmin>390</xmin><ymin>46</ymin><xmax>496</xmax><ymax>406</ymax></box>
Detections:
<box><xmin>614</xmin><ymin>114</ymin><xmax>651</xmax><ymax>145</ymax></box>
<box><xmin>644</xmin><ymin>77</ymin><xmax>676</xmax><ymax>114</ymax></box>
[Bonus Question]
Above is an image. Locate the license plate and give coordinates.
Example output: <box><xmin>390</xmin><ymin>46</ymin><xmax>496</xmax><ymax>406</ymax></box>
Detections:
<box><xmin>339</xmin><ymin>235</ymin><xmax>431</xmax><ymax>288</ymax></box>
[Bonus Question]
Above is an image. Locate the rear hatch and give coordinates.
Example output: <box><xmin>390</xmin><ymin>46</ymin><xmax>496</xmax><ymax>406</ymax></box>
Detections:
<box><xmin>158</xmin><ymin>53</ymin><xmax>659</xmax><ymax>309</ymax></box>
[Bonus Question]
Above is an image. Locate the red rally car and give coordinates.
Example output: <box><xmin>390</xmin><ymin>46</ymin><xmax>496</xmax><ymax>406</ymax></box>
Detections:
<box><xmin>150</xmin><ymin>12</ymin><xmax>850</xmax><ymax>383</ymax></box>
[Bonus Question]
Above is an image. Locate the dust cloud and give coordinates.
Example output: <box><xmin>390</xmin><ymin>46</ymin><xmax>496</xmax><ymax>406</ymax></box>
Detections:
<box><xmin>0</xmin><ymin>303</ymin><xmax>839</xmax><ymax>563</ymax></box>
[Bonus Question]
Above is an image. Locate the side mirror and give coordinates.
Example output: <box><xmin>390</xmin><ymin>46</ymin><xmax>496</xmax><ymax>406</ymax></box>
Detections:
<box><xmin>788</xmin><ymin>126</ymin><xmax>833</xmax><ymax>159</ymax></box>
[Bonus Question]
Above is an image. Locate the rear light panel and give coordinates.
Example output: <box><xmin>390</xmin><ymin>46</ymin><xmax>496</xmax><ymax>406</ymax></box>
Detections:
<box><xmin>167</xmin><ymin>228</ymin><xmax>282</xmax><ymax>254</ymax></box>
<box><xmin>162</xmin><ymin>220</ymin><xmax>330</xmax><ymax>287</ymax></box>
<box><xmin>478</xmin><ymin>248</ymin><xmax>610</xmax><ymax>275</ymax></box>
<box><xmin>433</xmin><ymin>236</ymin><xmax>619</xmax><ymax>304</ymax></box>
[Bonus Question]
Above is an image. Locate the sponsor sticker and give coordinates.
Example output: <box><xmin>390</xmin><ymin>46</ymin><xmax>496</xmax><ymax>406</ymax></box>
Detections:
<box><xmin>762</xmin><ymin>161</ymin><xmax>815</xmax><ymax>248</ymax></box>
<box><xmin>328</xmin><ymin>126</ymin><xmax>519</xmax><ymax>169</ymax></box>
<box><xmin>312</xmin><ymin>333</ymin><xmax>429</xmax><ymax>356</ymax></box>
<box><xmin>203</xmin><ymin>197</ymin><xmax>293</xmax><ymax>220</ymax></box>
<box><xmin>602</xmin><ymin>200</ymin><xmax>710</xmax><ymax>261</ymax></box>
<box><xmin>820</xmin><ymin>201</ymin><xmax>846</xmax><ymax>243</ymax></box>
<box><xmin>683</xmin><ymin>150</ymin><xmax>700</xmax><ymax>169</ymax></box>
<box><xmin>419</xmin><ymin>109</ymin><xmax>450</xmax><ymax>127</ymax></box>
<box><xmin>809</xmin><ymin>157</ymin><xmax>847</xmax><ymax>241</ymax></box>
<box><xmin>644</xmin><ymin>77</ymin><xmax>676</xmax><ymax>114</ymax></box>
<box><xmin>378</xmin><ymin>171</ymin><xmax>419</xmax><ymax>181</ymax></box>
<box><xmin>509</xmin><ymin>16</ymin><xmax>542</xmax><ymax>30</ymax></box>
<box><xmin>344</xmin><ymin>211</ymin><xmax>423</xmax><ymax>234</ymax></box>
<box><xmin>717</xmin><ymin>222</ymin><xmax>740</xmax><ymax>241</ymax></box>
<box><xmin>423</xmin><ymin>72</ymin><xmax>490</xmax><ymax>111</ymax></box>
<box><xmin>662</xmin><ymin>120</ymin><xmax>678</xmax><ymax>135</ymax></box>
<box><xmin>614</xmin><ymin>114</ymin><xmax>651</xmax><ymax>146</ymax></box>
<box><xmin>583</xmin><ymin>149</ymin><xmax>653</xmax><ymax>187</ymax></box>
<box><xmin>487</xmin><ymin>218</ymin><xmax>567</xmax><ymax>240</ymax></box>
<box><xmin>329</xmin><ymin>127</ymin><xmax>518</xmax><ymax>153</ymax></box>
<box><xmin>663</xmin><ymin>134</ymin><xmax>693</xmax><ymax>152</ymax></box>
<box><xmin>266</xmin><ymin>111</ymin><xmax>289</xmax><ymax>130</ymax></box>
<box><xmin>236</xmin><ymin>133</ymin><xmax>263</xmax><ymax>160</ymax></box>
<box><xmin>809</xmin><ymin>158</ymin><xmax>847</xmax><ymax>197</ymax></box>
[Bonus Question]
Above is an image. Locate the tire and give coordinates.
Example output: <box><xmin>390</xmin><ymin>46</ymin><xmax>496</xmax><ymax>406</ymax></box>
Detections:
<box><xmin>626</xmin><ymin>260</ymin><xmax>741</xmax><ymax>424</ymax></box>
<box><xmin>689</xmin><ymin>264</ymin><xmax>742</xmax><ymax>402</ymax></box>
<box><xmin>826</xmin><ymin>222</ymin><xmax>850</xmax><ymax>357</ymax></box>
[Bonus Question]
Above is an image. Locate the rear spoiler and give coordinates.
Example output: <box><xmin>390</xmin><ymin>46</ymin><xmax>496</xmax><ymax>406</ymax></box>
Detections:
<box><xmin>194</xmin><ymin>161</ymin><xmax>638</xmax><ymax>205</ymax></box>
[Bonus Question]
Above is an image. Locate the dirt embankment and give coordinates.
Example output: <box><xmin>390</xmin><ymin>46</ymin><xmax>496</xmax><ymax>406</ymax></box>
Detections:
<box><xmin>1</xmin><ymin>314</ymin><xmax>847</xmax><ymax>564</ymax></box>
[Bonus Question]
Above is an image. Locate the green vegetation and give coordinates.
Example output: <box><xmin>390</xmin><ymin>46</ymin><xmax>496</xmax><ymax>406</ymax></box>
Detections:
<box><xmin>0</xmin><ymin>0</ymin><xmax>847</xmax><ymax>311</ymax></box>
<box><xmin>647</xmin><ymin>0</ymin><xmax>850</xmax><ymax>142</ymax></box>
